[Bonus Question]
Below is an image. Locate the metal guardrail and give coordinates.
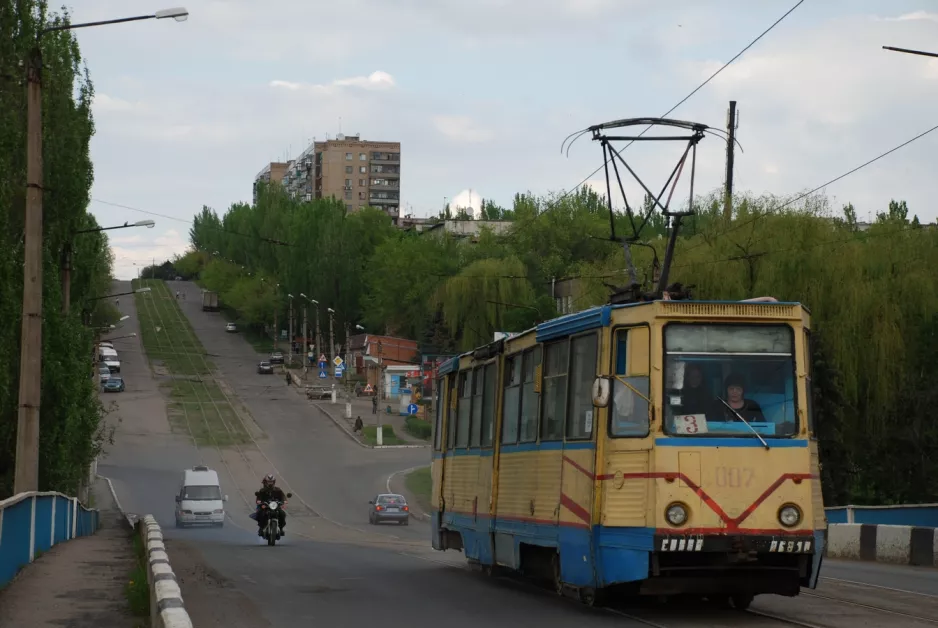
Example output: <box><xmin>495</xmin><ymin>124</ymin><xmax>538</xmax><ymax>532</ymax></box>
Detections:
<box><xmin>0</xmin><ymin>491</ymin><xmax>99</xmax><ymax>588</ymax></box>
<box><xmin>825</xmin><ymin>504</ymin><xmax>938</xmax><ymax>527</ymax></box>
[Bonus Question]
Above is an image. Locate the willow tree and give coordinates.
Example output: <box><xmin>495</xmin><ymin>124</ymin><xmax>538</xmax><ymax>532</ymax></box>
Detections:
<box><xmin>436</xmin><ymin>257</ymin><xmax>537</xmax><ymax>350</ymax></box>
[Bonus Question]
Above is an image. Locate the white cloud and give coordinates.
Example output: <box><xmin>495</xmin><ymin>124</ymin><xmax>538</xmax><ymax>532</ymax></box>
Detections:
<box><xmin>93</xmin><ymin>93</ymin><xmax>145</xmax><ymax>113</ymax></box>
<box><xmin>270</xmin><ymin>71</ymin><xmax>396</xmax><ymax>95</ymax></box>
<box><xmin>448</xmin><ymin>189</ymin><xmax>483</xmax><ymax>218</ymax></box>
<box><xmin>432</xmin><ymin>116</ymin><xmax>495</xmax><ymax>144</ymax></box>
<box><xmin>881</xmin><ymin>11</ymin><xmax>938</xmax><ymax>23</ymax></box>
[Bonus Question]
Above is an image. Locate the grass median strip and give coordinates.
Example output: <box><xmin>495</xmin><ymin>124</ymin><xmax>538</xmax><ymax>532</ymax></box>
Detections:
<box><xmin>133</xmin><ymin>279</ymin><xmax>251</xmax><ymax>447</ymax></box>
<box><xmin>405</xmin><ymin>466</ymin><xmax>432</xmax><ymax>514</ymax></box>
<box><xmin>363</xmin><ymin>424</ymin><xmax>404</xmax><ymax>446</ymax></box>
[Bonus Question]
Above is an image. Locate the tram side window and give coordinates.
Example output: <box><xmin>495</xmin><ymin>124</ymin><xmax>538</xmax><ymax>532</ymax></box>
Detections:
<box><xmin>447</xmin><ymin>375</ymin><xmax>458</xmax><ymax>448</ymax></box>
<box><xmin>610</xmin><ymin>329</ymin><xmax>651</xmax><ymax>438</ymax></box>
<box><xmin>541</xmin><ymin>340</ymin><xmax>569</xmax><ymax>441</ymax></box>
<box><xmin>501</xmin><ymin>356</ymin><xmax>522</xmax><ymax>444</ymax></box>
<box><xmin>470</xmin><ymin>367</ymin><xmax>484</xmax><ymax>447</ymax></box>
<box><xmin>481</xmin><ymin>363</ymin><xmax>498</xmax><ymax>447</ymax></box>
<box><xmin>434</xmin><ymin>377</ymin><xmax>444</xmax><ymax>451</ymax></box>
<box><xmin>456</xmin><ymin>371</ymin><xmax>472</xmax><ymax>448</ymax></box>
<box><xmin>567</xmin><ymin>334</ymin><xmax>598</xmax><ymax>440</ymax></box>
<box><xmin>519</xmin><ymin>347</ymin><xmax>541</xmax><ymax>442</ymax></box>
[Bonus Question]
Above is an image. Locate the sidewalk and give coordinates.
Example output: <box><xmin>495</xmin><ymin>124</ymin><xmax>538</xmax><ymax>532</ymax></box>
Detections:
<box><xmin>0</xmin><ymin>478</ymin><xmax>138</xmax><ymax>627</ymax></box>
<box><xmin>316</xmin><ymin>396</ymin><xmax>429</xmax><ymax>445</ymax></box>
<box><xmin>285</xmin><ymin>369</ymin><xmax>430</xmax><ymax>445</ymax></box>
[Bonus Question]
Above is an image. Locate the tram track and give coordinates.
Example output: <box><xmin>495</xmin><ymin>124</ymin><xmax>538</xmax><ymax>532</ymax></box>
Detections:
<box><xmin>140</xmin><ymin>279</ymin><xmax>420</xmax><ymax>545</ymax></box>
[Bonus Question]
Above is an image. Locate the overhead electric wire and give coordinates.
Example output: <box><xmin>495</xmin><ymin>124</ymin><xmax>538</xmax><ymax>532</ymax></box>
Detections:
<box><xmin>682</xmin><ymin>120</ymin><xmax>938</xmax><ymax>253</ymax></box>
<box><xmin>539</xmin><ymin>0</ymin><xmax>806</xmax><ymax>215</ymax></box>
<box><xmin>91</xmin><ymin>198</ymin><xmax>296</xmax><ymax>247</ymax></box>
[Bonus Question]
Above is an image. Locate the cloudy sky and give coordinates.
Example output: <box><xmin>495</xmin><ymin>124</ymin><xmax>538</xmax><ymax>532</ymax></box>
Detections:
<box><xmin>76</xmin><ymin>0</ymin><xmax>938</xmax><ymax>279</ymax></box>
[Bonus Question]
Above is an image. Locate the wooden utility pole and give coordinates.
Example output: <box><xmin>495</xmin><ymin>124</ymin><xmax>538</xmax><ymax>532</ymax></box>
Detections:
<box><xmin>723</xmin><ymin>100</ymin><xmax>737</xmax><ymax>221</ymax></box>
<box><xmin>15</xmin><ymin>47</ymin><xmax>44</xmax><ymax>494</ymax></box>
<box><xmin>61</xmin><ymin>244</ymin><xmax>72</xmax><ymax>314</ymax></box>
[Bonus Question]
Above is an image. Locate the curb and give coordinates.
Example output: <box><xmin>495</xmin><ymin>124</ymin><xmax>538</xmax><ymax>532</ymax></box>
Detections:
<box><xmin>827</xmin><ymin>523</ymin><xmax>938</xmax><ymax>567</ymax></box>
<box><xmin>140</xmin><ymin>515</ymin><xmax>193</xmax><ymax>628</ymax></box>
<box><xmin>97</xmin><ymin>473</ymin><xmax>136</xmax><ymax>529</ymax></box>
<box><xmin>386</xmin><ymin>465</ymin><xmax>432</xmax><ymax>522</ymax></box>
<box><xmin>311</xmin><ymin>402</ymin><xmax>429</xmax><ymax>450</ymax></box>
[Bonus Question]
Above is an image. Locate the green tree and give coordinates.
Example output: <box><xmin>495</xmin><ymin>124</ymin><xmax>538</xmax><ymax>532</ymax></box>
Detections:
<box><xmin>0</xmin><ymin>1</ymin><xmax>113</xmax><ymax>499</ymax></box>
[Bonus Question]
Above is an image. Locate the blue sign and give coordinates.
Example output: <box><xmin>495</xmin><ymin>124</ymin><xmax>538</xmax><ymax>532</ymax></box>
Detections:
<box><xmin>318</xmin><ymin>370</ymin><xmax>327</xmax><ymax>379</ymax></box>
<box><xmin>407</xmin><ymin>403</ymin><xmax>418</xmax><ymax>415</ymax></box>
<box><xmin>318</xmin><ymin>361</ymin><xmax>327</xmax><ymax>370</ymax></box>
<box><xmin>335</xmin><ymin>365</ymin><xmax>345</xmax><ymax>379</ymax></box>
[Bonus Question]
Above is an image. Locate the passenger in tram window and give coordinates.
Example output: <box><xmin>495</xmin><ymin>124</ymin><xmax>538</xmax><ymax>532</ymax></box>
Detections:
<box><xmin>680</xmin><ymin>363</ymin><xmax>714</xmax><ymax>416</ymax></box>
<box><xmin>718</xmin><ymin>373</ymin><xmax>766</xmax><ymax>422</ymax></box>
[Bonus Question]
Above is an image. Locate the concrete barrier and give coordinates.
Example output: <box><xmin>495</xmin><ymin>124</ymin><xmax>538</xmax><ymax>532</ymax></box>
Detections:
<box><xmin>827</xmin><ymin>523</ymin><xmax>938</xmax><ymax>567</ymax></box>
<box><xmin>826</xmin><ymin>503</ymin><xmax>938</xmax><ymax>527</ymax></box>
<box><xmin>137</xmin><ymin>515</ymin><xmax>193</xmax><ymax>628</ymax></box>
<box><xmin>0</xmin><ymin>491</ymin><xmax>99</xmax><ymax>588</ymax></box>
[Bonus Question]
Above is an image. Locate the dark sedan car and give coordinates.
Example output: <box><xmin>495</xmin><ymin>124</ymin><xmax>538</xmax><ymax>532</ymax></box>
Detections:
<box><xmin>269</xmin><ymin>351</ymin><xmax>284</xmax><ymax>365</ymax></box>
<box><xmin>368</xmin><ymin>494</ymin><xmax>409</xmax><ymax>525</ymax></box>
<box><xmin>257</xmin><ymin>361</ymin><xmax>273</xmax><ymax>374</ymax></box>
<box><xmin>103</xmin><ymin>376</ymin><xmax>125</xmax><ymax>392</ymax></box>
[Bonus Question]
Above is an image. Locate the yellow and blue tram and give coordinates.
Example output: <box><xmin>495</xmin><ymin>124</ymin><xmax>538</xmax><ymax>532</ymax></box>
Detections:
<box><xmin>429</xmin><ymin>298</ymin><xmax>825</xmax><ymax>607</ymax></box>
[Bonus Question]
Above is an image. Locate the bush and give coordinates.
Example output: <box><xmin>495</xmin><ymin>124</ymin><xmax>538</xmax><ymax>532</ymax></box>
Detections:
<box><xmin>404</xmin><ymin>416</ymin><xmax>431</xmax><ymax>440</ymax></box>
<box><xmin>125</xmin><ymin>533</ymin><xmax>149</xmax><ymax>617</ymax></box>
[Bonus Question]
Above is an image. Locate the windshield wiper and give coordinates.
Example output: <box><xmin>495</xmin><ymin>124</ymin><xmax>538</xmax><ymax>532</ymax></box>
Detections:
<box><xmin>717</xmin><ymin>397</ymin><xmax>770</xmax><ymax>450</ymax></box>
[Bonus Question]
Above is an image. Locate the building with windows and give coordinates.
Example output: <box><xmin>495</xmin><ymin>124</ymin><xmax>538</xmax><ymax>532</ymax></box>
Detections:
<box><xmin>253</xmin><ymin>162</ymin><xmax>288</xmax><ymax>204</ymax></box>
<box><xmin>255</xmin><ymin>135</ymin><xmax>401</xmax><ymax>223</ymax></box>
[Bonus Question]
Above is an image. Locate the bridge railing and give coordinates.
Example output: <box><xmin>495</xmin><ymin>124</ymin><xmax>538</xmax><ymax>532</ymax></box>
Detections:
<box><xmin>0</xmin><ymin>491</ymin><xmax>99</xmax><ymax>588</ymax></box>
<box><xmin>826</xmin><ymin>504</ymin><xmax>938</xmax><ymax>527</ymax></box>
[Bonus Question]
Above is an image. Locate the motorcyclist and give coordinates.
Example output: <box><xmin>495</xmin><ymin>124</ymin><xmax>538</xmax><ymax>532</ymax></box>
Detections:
<box><xmin>254</xmin><ymin>474</ymin><xmax>287</xmax><ymax>537</ymax></box>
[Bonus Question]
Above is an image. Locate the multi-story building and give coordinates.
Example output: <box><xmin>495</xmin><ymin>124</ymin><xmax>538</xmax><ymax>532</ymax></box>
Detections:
<box><xmin>258</xmin><ymin>134</ymin><xmax>401</xmax><ymax>224</ymax></box>
<box><xmin>252</xmin><ymin>162</ymin><xmax>288</xmax><ymax>204</ymax></box>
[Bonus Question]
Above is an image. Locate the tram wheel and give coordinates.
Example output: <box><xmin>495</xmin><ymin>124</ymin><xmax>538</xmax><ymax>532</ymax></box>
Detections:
<box><xmin>579</xmin><ymin>587</ymin><xmax>605</xmax><ymax>607</ymax></box>
<box><xmin>551</xmin><ymin>554</ymin><xmax>564</xmax><ymax>595</ymax></box>
<box><xmin>729</xmin><ymin>594</ymin><xmax>754</xmax><ymax>611</ymax></box>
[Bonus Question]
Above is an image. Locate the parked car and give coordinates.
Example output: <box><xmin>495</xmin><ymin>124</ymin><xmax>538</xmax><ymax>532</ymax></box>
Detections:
<box><xmin>257</xmin><ymin>361</ymin><xmax>273</xmax><ymax>374</ymax></box>
<box><xmin>225</xmin><ymin>322</ymin><xmax>237</xmax><ymax>333</ymax></box>
<box><xmin>368</xmin><ymin>494</ymin><xmax>409</xmax><ymax>525</ymax></box>
<box><xmin>98</xmin><ymin>366</ymin><xmax>111</xmax><ymax>385</ymax></box>
<box><xmin>103</xmin><ymin>376</ymin><xmax>125</xmax><ymax>393</ymax></box>
<box><xmin>269</xmin><ymin>351</ymin><xmax>284</xmax><ymax>365</ymax></box>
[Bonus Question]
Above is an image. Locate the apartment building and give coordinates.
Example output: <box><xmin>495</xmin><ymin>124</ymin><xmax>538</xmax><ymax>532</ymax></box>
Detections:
<box><xmin>259</xmin><ymin>134</ymin><xmax>401</xmax><ymax>224</ymax></box>
<box><xmin>252</xmin><ymin>162</ymin><xmax>288</xmax><ymax>204</ymax></box>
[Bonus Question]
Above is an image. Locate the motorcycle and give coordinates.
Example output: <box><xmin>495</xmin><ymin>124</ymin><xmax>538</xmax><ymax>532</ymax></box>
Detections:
<box><xmin>255</xmin><ymin>491</ymin><xmax>292</xmax><ymax>546</ymax></box>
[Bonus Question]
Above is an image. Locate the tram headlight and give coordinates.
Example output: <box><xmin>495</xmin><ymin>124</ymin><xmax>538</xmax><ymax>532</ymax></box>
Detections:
<box><xmin>778</xmin><ymin>504</ymin><xmax>802</xmax><ymax>528</ymax></box>
<box><xmin>665</xmin><ymin>502</ymin><xmax>688</xmax><ymax>526</ymax></box>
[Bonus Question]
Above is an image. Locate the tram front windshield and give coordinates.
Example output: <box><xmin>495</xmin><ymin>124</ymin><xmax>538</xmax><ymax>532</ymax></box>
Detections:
<box><xmin>663</xmin><ymin>323</ymin><xmax>798</xmax><ymax>438</ymax></box>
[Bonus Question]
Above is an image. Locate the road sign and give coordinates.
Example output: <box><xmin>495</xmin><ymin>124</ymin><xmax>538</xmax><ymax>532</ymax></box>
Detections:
<box><xmin>333</xmin><ymin>356</ymin><xmax>344</xmax><ymax>367</ymax></box>
<box><xmin>364</xmin><ymin>384</ymin><xmax>374</xmax><ymax>394</ymax></box>
<box><xmin>318</xmin><ymin>361</ymin><xmax>327</xmax><ymax>370</ymax></box>
<box><xmin>318</xmin><ymin>370</ymin><xmax>327</xmax><ymax>379</ymax></box>
<box><xmin>407</xmin><ymin>403</ymin><xmax>418</xmax><ymax>415</ymax></box>
<box><xmin>319</xmin><ymin>354</ymin><xmax>327</xmax><ymax>363</ymax></box>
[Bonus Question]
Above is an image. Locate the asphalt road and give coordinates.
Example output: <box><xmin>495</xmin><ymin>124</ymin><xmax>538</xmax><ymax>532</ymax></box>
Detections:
<box><xmin>94</xmin><ymin>279</ymin><xmax>938</xmax><ymax>628</ymax></box>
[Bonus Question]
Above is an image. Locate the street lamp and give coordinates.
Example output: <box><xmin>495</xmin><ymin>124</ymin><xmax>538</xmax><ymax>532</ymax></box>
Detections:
<box><xmin>287</xmin><ymin>294</ymin><xmax>295</xmax><ymax>365</ymax></box>
<box><xmin>15</xmin><ymin>6</ymin><xmax>189</xmax><ymax>494</ymax></box>
<box><xmin>327</xmin><ymin>308</ymin><xmax>336</xmax><ymax>365</ymax></box>
<box><xmin>63</xmin><ymin>220</ymin><xmax>157</xmax><ymax>314</ymax></box>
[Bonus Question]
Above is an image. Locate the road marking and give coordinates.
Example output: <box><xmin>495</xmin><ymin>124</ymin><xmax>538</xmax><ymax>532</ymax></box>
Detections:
<box><xmin>386</xmin><ymin>465</ymin><xmax>426</xmax><ymax>493</ymax></box>
<box><xmin>821</xmin><ymin>576</ymin><xmax>938</xmax><ymax>599</ymax></box>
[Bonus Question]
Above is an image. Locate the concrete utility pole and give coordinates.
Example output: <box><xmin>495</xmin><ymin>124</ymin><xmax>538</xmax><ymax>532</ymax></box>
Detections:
<box><xmin>312</xmin><ymin>299</ymin><xmax>322</xmax><ymax>364</ymax></box>
<box><xmin>14</xmin><ymin>6</ymin><xmax>189</xmax><ymax>495</ymax></box>
<box><xmin>287</xmin><ymin>294</ymin><xmax>295</xmax><ymax>366</ymax></box>
<box><xmin>723</xmin><ymin>100</ymin><xmax>737</xmax><ymax>221</ymax></box>
<box><xmin>300</xmin><ymin>293</ymin><xmax>309</xmax><ymax>377</ymax></box>
<box><xmin>327</xmin><ymin>308</ymin><xmax>335</xmax><ymax>366</ymax></box>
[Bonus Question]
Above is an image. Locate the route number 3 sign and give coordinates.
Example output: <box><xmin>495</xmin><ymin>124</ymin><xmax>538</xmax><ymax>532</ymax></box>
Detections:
<box><xmin>674</xmin><ymin>414</ymin><xmax>709</xmax><ymax>434</ymax></box>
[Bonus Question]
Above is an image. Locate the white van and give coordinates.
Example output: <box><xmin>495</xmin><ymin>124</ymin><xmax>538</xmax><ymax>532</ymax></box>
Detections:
<box><xmin>98</xmin><ymin>347</ymin><xmax>120</xmax><ymax>373</ymax></box>
<box><xmin>174</xmin><ymin>465</ymin><xmax>228</xmax><ymax>528</ymax></box>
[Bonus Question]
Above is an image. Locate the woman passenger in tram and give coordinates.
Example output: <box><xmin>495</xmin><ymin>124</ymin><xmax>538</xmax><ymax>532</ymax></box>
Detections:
<box><xmin>718</xmin><ymin>373</ymin><xmax>766</xmax><ymax>422</ymax></box>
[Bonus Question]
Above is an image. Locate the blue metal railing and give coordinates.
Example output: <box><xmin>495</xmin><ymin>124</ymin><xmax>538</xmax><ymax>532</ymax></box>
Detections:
<box><xmin>0</xmin><ymin>492</ymin><xmax>99</xmax><ymax>588</ymax></box>
<box><xmin>825</xmin><ymin>504</ymin><xmax>938</xmax><ymax>527</ymax></box>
